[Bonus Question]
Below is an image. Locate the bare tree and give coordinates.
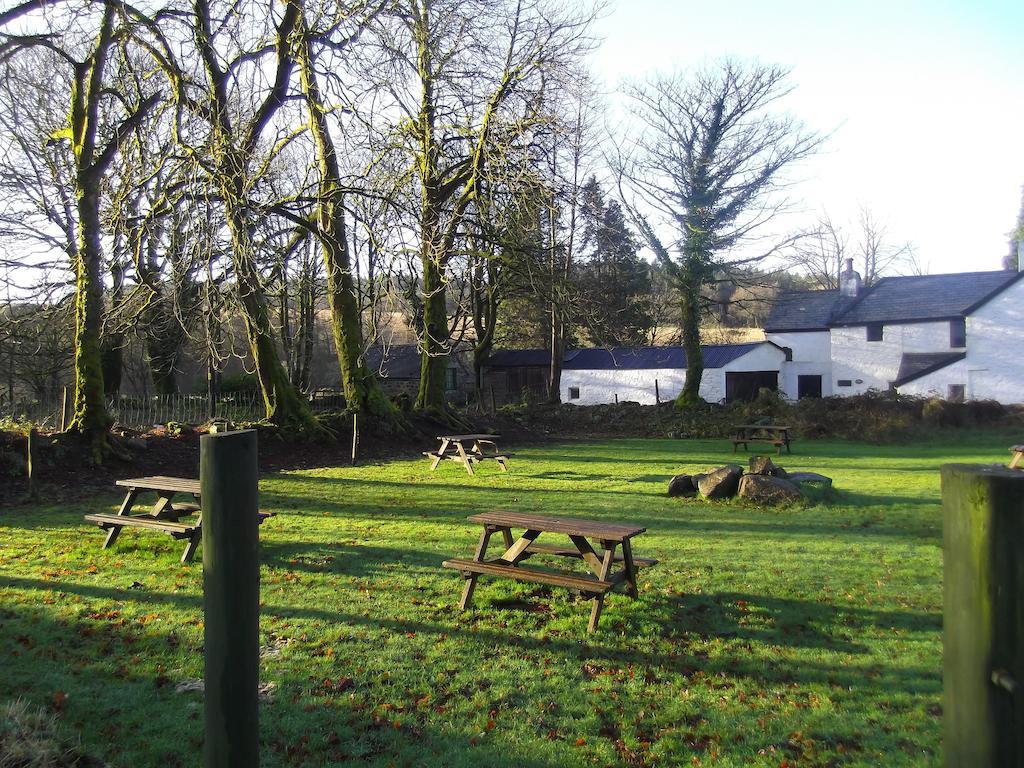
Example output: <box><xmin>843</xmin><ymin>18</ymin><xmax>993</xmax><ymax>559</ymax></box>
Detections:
<box><xmin>619</xmin><ymin>61</ymin><xmax>822</xmax><ymax>405</ymax></box>
<box><xmin>362</xmin><ymin>0</ymin><xmax>596</xmax><ymax>415</ymax></box>
<box><xmin>1</xmin><ymin>2</ymin><xmax>164</xmax><ymax>459</ymax></box>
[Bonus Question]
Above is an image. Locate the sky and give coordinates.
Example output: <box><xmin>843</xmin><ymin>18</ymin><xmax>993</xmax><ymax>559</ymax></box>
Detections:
<box><xmin>589</xmin><ymin>0</ymin><xmax>1024</xmax><ymax>275</ymax></box>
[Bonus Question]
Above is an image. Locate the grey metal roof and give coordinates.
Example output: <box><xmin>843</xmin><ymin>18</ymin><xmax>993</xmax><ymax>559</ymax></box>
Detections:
<box><xmin>486</xmin><ymin>343</ymin><xmax>779</xmax><ymax>371</ymax></box>
<box><xmin>893</xmin><ymin>351</ymin><xmax>966</xmax><ymax>387</ymax></box>
<box><xmin>766</xmin><ymin>270</ymin><xmax>1022</xmax><ymax>330</ymax></box>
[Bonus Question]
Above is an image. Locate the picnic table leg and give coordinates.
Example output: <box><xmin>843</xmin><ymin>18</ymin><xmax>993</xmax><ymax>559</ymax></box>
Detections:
<box><xmin>150</xmin><ymin>491</ymin><xmax>181</xmax><ymax>519</ymax></box>
<box><xmin>588</xmin><ymin>545</ymin><xmax>616</xmax><ymax>634</ymax></box>
<box><xmin>103</xmin><ymin>489</ymin><xmax>138</xmax><ymax>549</ymax></box>
<box><xmin>621</xmin><ymin>538</ymin><xmax>639</xmax><ymax>599</ymax></box>
<box><xmin>455</xmin><ymin>441</ymin><xmax>475</xmax><ymax>475</ymax></box>
<box><xmin>500</xmin><ymin>527</ymin><xmax>514</xmax><ymax>548</ymax></box>
<box><xmin>460</xmin><ymin>526</ymin><xmax>495</xmax><ymax>609</ymax></box>
<box><xmin>430</xmin><ymin>439</ymin><xmax>449</xmax><ymax>471</ymax></box>
<box><xmin>181</xmin><ymin>531</ymin><xmax>201</xmax><ymax>563</ymax></box>
<box><xmin>496</xmin><ymin>456</ymin><xmax>509</xmax><ymax>472</ymax></box>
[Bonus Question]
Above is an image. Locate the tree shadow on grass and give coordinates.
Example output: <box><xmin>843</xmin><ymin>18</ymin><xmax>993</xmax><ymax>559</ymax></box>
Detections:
<box><xmin>1</xmin><ymin>574</ymin><xmax>940</xmax><ymax>697</ymax></box>
<box><xmin>0</xmin><ymin>602</ymin><xmax>579</xmax><ymax>768</ymax></box>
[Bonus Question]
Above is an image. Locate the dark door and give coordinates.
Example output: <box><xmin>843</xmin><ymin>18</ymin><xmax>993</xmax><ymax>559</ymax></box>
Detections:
<box><xmin>725</xmin><ymin>371</ymin><xmax>778</xmax><ymax>402</ymax></box>
<box><xmin>797</xmin><ymin>374</ymin><xmax>822</xmax><ymax>399</ymax></box>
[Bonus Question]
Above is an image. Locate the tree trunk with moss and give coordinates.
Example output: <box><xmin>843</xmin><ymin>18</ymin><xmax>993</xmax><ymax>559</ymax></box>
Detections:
<box><xmin>295</xmin><ymin>11</ymin><xmax>396</xmax><ymax>421</ymax></box>
<box><xmin>68</xmin><ymin>178</ymin><xmax>112</xmax><ymax>453</ymax></box>
<box><xmin>194</xmin><ymin>0</ymin><xmax>318</xmax><ymax>431</ymax></box>
<box><xmin>676</xmin><ymin>273</ymin><xmax>704</xmax><ymax>406</ymax></box>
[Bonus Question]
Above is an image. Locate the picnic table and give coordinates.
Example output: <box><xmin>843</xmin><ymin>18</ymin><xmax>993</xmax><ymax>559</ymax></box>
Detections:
<box><xmin>1010</xmin><ymin>445</ymin><xmax>1024</xmax><ymax>469</ymax></box>
<box><xmin>83</xmin><ymin>475</ymin><xmax>271</xmax><ymax>563</ymax></box>
<box><xmin>731</xmin><ymin>424</ymin><xmax>793</xmax><ymax>455</ymax></box>
<box><xmin>424</xmin><ymin>434</ymin><xmax>512</xmax><ymax>475</ymax></box>
<box><xmin>442</xmin><ymin>510</ymin><xmax>657</xmax><ymax>633</ymax></box>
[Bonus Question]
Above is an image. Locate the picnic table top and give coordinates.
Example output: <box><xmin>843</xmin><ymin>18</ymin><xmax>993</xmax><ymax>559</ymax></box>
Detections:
<box><xmin>436</xmin><ymin>434</ymin><xmax>501</xmax><ymax>442</ymax></box>
<box><xmin>467</xmin><ymin>510</ymin><xmax>645</xmax><ymax>541</ymax></box>
<box><xmin>115</xmin><ymin>476</ymin><xmax>201</xmax><ymax>494</ymax></box>
<box><xmin>733</xmin><ymin>424</ymin><xmax>792</xmax><ymax>431</ymax></box>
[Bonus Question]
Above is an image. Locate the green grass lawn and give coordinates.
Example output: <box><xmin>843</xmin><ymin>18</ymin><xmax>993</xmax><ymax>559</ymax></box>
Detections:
<box><xmin>0</xmin><ymin>435</ymin><xmax>1010</xmax><ymax>767</ymax></box>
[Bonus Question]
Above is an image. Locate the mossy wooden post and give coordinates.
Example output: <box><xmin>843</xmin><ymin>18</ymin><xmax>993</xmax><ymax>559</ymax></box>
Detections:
<box><xmin>655</xmin><ymin>379</ymin><xmax>660</xmax><ymax>404</ymax></box>
<box><xmin>941</xmin><ymin>464</ymin><xmax>1023</xmax><ymax>768</ymax></box>
<box><xmin>202</xmin><ymin>430</ymin><xmax>259</xmax><ymax>768</ymax></box>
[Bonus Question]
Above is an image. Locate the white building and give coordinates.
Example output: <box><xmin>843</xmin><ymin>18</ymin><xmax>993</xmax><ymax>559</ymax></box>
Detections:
<box><xmin>485</xmin><ymin>343</ymin><xmax>789</xmax><ymax>405</ymax></box>
<box><xmin>764</xmin><ymin>260</ymin><xmax>1024</xmax><ymax>404</ymax></box>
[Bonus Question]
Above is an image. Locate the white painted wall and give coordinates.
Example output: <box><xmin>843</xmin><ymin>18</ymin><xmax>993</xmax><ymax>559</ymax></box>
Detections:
<box><xmin>830</xmin><ymin>320</ymin><xmax>960</xmax><ymax>395</ymax></box>
<box><xmin>560</xmin><ymin>368</ymin><xmax>684</xmax><ymax>405</ymax></box>
<box><xmin>963</xmin><ymin>282</ymin><xmax>1024</xmax><ymax>402</ymax></box>
<box><xmin>764</xmin><ymin>330</ymin><xmax>832</xmax><ymax>398</ymax></box>
<box><xmin>898</xmin><ymin>280</ymin><xmax>1024</xmax><ymax>403</ymax></box>
<box><xmin>559</xmin><ymin>344</ymin><xmax>788</xmax><ymax>405</ymax></box>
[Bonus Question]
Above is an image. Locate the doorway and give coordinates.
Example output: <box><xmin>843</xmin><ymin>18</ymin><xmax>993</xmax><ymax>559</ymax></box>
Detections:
<box><xmin>797</xmin><ymin>375</ymin><xmax>823</xmax><ymax>399</ymax></box>
<box><xmin>725</xmin><ymin>371</ymin><xmax>778</xmax><ymax>402</ymax></box>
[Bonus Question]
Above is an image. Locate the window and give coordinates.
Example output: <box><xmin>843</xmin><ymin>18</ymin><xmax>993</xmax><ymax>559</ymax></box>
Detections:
<box><xmin>837</xmin><ymin>379</ymin><xmax>853</xmax><ymax>387</ymax></box>
<box><xmin>950</xmin><ymin>318</ymin><xmax>966</xmax><ymax>348</ymax></box>
<box><xmin>568</xmin><ymin>386</ymin><xmax>580</xmax><ymax>400</ymax></box>
<box><xmin>443</xmin><ymin>367</ymin><xmax>458</xmax><ymax>391</ymax></box>
<box><xmin>948</xmin><ymin>384</ymin><xmax>965</xmax><ymax>403</ymax></box>
<box><xmin>866</xmin><ymin>323</ymin><xmax>884</xmax><ymax>342</ymax></box>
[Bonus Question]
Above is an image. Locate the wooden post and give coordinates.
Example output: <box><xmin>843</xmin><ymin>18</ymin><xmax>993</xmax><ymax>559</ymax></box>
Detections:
<box><xmin>351</xmin><ymin>412</ymin><xmax>358</xmax><ymax>466</ymax></box>
<box><xmin>941</xmin><ymin>464</ymin><xmax>1024</xmax><ymax>768</ymax></box>
<box><xmin>59</xmin><ymin>386</ymin><xmax>69</xmax><ymax>432</ymax></box>
<box><xmin>26</xmin><ymin>428</ymin><xmax>38</xmax><ymax>501</ymax></box>
<box><xmin>489</xmin><ymin>385</ymin><xmax>496</xmax><ymax>416</ymax></box>
<box><xmin>202</xmin><ymin>430</ymin><xmax>259</xmax><ymax>768</ymax></box>
<box><xmin>614</xmin><ymin>393</ymin><xmax>618</xmax><ymax>405</ymax></box>
<box><xmin>655</xmin><ymin>379</ymin><xmax>660</xmax><ymax>404</ymax></box>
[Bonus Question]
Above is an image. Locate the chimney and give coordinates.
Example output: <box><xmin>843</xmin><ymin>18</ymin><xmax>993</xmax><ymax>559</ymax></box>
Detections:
<box><xmin>839</xmin><ymin>257</ymin><xmax>862</xmax><ymax>297</ymax></box>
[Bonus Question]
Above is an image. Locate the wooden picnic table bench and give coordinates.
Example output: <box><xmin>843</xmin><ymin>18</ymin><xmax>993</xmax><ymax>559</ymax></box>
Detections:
<box><xmin>83</xmin><ymin>475</ymin><xmax>272</xmax><ymax>563</ymax></box>
<box><xmin>731</xmin><ymin>424</ymin><xmax>793</xmax><ymax>455</ymax></box>
<box><xmin>1010</xmin><ymin>445</ymin><xmax>1024</xmax><ymax>469</ymax></box>
<box><xmin>424</xmin><ymin>434</ymin><xmax>513</xmax><ymax>475</ymax></box>
<box><xmin>442</xmin><ymin>510</ymin><xmax>656</xmax><ymax>633</ymax></box>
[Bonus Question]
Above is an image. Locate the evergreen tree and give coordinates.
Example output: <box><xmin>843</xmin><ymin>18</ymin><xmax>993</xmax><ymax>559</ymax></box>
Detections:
<box><xmin>577</xmin><ymin>177</ymin><xmax>653</xmax><ymax>346</ymax></box>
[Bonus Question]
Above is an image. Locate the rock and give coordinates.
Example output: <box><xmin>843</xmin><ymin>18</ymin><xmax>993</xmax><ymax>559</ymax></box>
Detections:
<box><xmin>667</xmin><ymin>474</ymin><xmax>697</xmax><ymax>497</ymax></box>
<box><xmin>124</xmin><ymin>437</ymin><xmax>148</xmax><ymax>452</ymax></box>
<box><xmin>786</xmin><ymin>471</ymin><xmax>833</xmax><ymax>487</ymax></box>
<box><xmin>748</xmin><ymin>456</ymin><xmax>777</xmax><ymax>475</ymax></box>
<box><xmin>738</xmin><ymin>474</ymin><xmax>804</xmax><ymax>504</ymax></box>
<box><xmin>698</xmin><ymin>465</ymin><xmax>744</xmax><ymax>500</ymax></box>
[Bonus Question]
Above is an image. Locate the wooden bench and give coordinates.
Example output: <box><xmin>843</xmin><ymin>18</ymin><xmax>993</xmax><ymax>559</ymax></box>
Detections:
<box><xmin>426</xmin><ymin>435</ymin><xmax>512</xmax><ymax>475</ymax></box>
<box><xmin>1010</xmin><ymin>445</ymin><xmax>1024</xmax><ymax>469</ymax></box>
<box><xmin>84</xmin><ymin>475</ymin><xmax>272</xmax><ymax>563</ymax></box>
<box><xmin>442</xmin><ymin>511</ymin><xmax>653</xmax><ymax>632</ymax></box>
<box><xmin>731</xmin><ymin>424</ymin><xmax>793</xmax><ymax>455</ymax></box>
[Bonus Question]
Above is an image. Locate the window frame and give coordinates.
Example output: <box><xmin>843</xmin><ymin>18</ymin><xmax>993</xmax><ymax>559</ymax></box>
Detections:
<box><xmin>950</xmin><ymin>318</ymin><xmax>966</xmax><ymax>348</ymax></box>
<box><xmin>866</xmin><ymin>323</ymin><xmax>884</xmax><ymax>342</ymax></box>
<box><xmin>568</xmin><ymin>386</ymin><xmax>580</xmax><ymax>400</ymax></box>
<box><xmin>443</xmin><ymin>367</ymin><xmax>458</xmax><ymax>392</ymax></box>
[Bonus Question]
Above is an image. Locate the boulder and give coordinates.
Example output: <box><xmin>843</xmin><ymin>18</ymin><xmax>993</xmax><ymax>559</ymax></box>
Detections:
<box><xmin>786</xmin><ymin>471</ymin><xmax>833</xmax><ymax>487</ymax></box>
<box><xmin>667</xmin><ymin>474</ymin><xmax>697</xmax><ymax>497</ymax></box>
<box><xmin>738</xmin><ymin>474</ymin><xmax>804</xmax><ymax>504</ymax></box>
<box><xmin>698</xmin><ymin>464</ymin><xmax>744</xmax><ymax>500</ymax></box>
<box><xmin>748</xmin><ymin>456</ymin><xmax>777</xmax><ymax>475</ymax></box>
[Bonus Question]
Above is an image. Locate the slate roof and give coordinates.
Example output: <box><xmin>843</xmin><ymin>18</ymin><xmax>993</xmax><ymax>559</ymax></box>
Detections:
<box><xmin>765</xmin><ymin>270</ymin><xmax>1023</xmax><ymax>331</ymax></box>
<box><xmin>364</xmin><ymin>344</ymin><xmax>422</xmax><ymax>379</ymax></box>
<box><xmin>486</xmin><ymin>343</ymin><xmax>780</xmax><ymax>371</ymax></box>
<box><xmin>893</xmin><ymin>351</ymin><xmax>966</xmax><ymax>387</ymax></box>
<box><xmin>485</xmin><ymin>349</ymin><xmax>552</xmax><ymax>368</ymax></box>
<box><xmin>763</xmin><ymin>290</ymin><xmax>852</xmax><ymax>331</ymax></box>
